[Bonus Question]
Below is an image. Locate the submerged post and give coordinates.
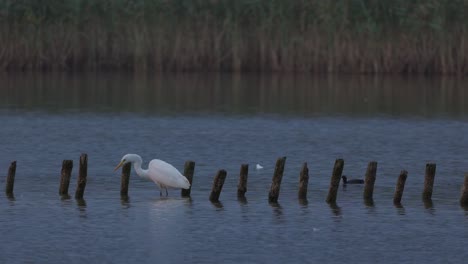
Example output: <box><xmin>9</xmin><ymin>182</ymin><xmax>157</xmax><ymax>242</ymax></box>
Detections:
<box><xmin>209</xmin><ymin>170</ymin><xmax>227</xmax><ymax>202</ymax></box>
<box><xmin>268</xmin><ymin>157</ymin><xmax>287</xmax><ymax>203</ymax></box>
<box><xmin>75</xmin><ymin>153</ymin><xmax>88</xmax><ymax>199</ymax></box>
<box><xmin>298</xmin><ymin>162</ymin><xmax>309</xmax><ymax>200</ymax></box>
<box><xmin>59</xmin><ymin>160</ymin><xmax>73</xmax><ymax>196</ymax></box>
<box><xmin>237</xmin><ymin>164</ymin><xmax>249</xmax><ymax>198</ymax></box>
<box><xmin>5</xmin><ymin>161</ymin><xmax>17</xmax><ymax>196</ymax></box>
<box><xmin>363</xmin><ymin>161</ymin><xmax>378</xmax><ymax>200</ymax></box>
<box><xmin>393</xmin><ymin>170</ymin><xmax>408</xmax><ymax>205</ymax></box>
<box><xmin>422</xmin><ymin>163</ymin><xmax>436</xmax><ymax>200</ymax></box>
<box><xmin>120</xmin><ymin>163</ymin><xmax>132</xmax><ymax>196</ymax></box>
<box><xmin>460</xmin><ymin>173</ymin><xmax>468</xmax><ymax>207</ymax></box>
<box><xmin>326</xmin><ymin>159</ymin><xmax>344</xmax><ymax>204</ymax></box>
<box><xmin>181</xmin><ymin>161</ymin><xmax>195</xmax><ymax>197</ymax></box>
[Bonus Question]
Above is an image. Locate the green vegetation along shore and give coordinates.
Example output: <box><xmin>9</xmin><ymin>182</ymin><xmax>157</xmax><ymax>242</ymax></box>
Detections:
<box><xmin>1</xmin><ymin>0</ymin><xmax>467</xmax><ymax>73</ymax></box>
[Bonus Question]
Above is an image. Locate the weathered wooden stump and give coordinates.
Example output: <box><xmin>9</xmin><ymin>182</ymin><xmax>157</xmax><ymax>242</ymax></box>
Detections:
<box><xmin>393</xmin><ymin>170</ymin><xmax>408</xmax><ymax>205</ymax></box>
<box><xmin>120</xmin><ymin>162</ymin><xmax>131</xmax><ymax>197</ymax></box>
<box><xmin>181</xmin><ymin>160</ymin><xmax>195</xmax><ymax>197</ymax></box>
<box><xmin>460</xmin><ymin>173</ymin><xmax>468</xmax><ymax>207</ymax></box>
<box><xmin>75</xmin><ymin>153</ymin><xmax>88</xmax><ymax>199</ymax></box>
<box><xmin>59</xmin><ymin>160</ymin><xmax>73</xmax><ymax>196</ymax></box>
<box><xmin>422</xmin><ymin>163</ymin><xmax>436</xmax><ymax>200</ymax></box>
<box><xmin>209</xmin><ymin>170</ymin><xmax>227</xmax><ymax>202</ymax></box>
<box><xmin>268</xmin><ymin>157</ymin><xmax>287</xmax><ymax>203</ymax></box>
<box><xmin>326</xmin><ymin>159</ymin><xmax>344</xmax><ymax>204</ymax></box>
<box><xmin>363</xmin><ymin>161</ymin><xmax>378</xmax><ymax>200</ymax></box>
<box><xmin>298</xmin><ymin>162</ymin><xmax>309</xmax><ymax>200</ymax></box>
<box><xmin>5</xmin><ymin>161</ymin><xmax>17</xmax><ymax>197</ymax></box>
<box><xmin>237</xmin><ymin>164</ymin><xmax>249</xmax><ymax>198</ymax></box>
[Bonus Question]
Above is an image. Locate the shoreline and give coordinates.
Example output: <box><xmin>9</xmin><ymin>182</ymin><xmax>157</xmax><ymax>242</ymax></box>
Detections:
<box><xmin>1</xmin><ymin>1</ymin><xmax>467</xmax><ymax>74</ymax></box>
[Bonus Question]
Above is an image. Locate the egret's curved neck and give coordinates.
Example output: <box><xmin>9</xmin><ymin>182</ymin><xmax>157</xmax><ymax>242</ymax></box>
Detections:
<box><xmin>131</xmin><ymin>156</ymin><xmax>149</xmax><ymax>180</ymax></box>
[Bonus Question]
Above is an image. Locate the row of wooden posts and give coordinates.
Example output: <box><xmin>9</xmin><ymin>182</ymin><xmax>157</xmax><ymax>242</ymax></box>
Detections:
<box><xmin>5</xmin><ymin>155</ymin><xmax>89</xmax><ymax>200</ymax></box>
<box><xmin>4</xmin><ymin>154</ymin><xmax>468</xmax><ymax>207</ymax></box>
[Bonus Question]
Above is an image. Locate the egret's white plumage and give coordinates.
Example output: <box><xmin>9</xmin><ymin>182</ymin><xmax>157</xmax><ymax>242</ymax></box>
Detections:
<box><xmin>114</xmin><ymin>154</ymin><xmax>190</xmax><ymax>196</ymax></box>
<box><xmin>256</xmin><ymin>164</ymin><xmax>264</xmax><ymax>170</ymax></box>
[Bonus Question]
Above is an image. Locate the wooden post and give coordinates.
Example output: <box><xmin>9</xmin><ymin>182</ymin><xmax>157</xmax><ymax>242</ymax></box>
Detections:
<box><xmin>460</xmin><ymin>173</ymin><xmax>468</xmax><ymax>207</ymax></box>
<box><xmin>393</xmin><ymin>170</ymin><xmax>408</xmax><ymax>205</ymax></box>
<box><xmin>5</xmin><ymin>161</ymin><xmax>17</xmax><ymax>196</ymax></box>
<box><xmin>209</xmin><ymin>170</ymin><xmax>227</xmax><ymax>202</ymax></box>
<box><xmin>181</xmin><ymin>161</ymin><xmax>195</xmax><ymax>197</ymax></box>
<box><xmin>298</xmin><ymin>162</ymin><xmax>309</xmax><ymax>200</ymax></box>
<box><xmin>268</xmin><ymin>157</ymin><xmax>287</xmax><ymax>203</ymax></box>
<box><xmin>75</xmin><ymin>153</ymin><xmax>88</xmax><ymax>199</ymax></box>
<box><xmin>363</xmin><ymin>161</ymin><xmax>378</xmax><ymax>200</ymax></box>
<box><xmin>120</xmin><ymin>163</ymin><xmax>131</xmax><ymax>196</ymax></box>
<box><xmin>59</xmin><ymin>160</ymin><xmax>73</xmax><ymax>196</ymax></box>
<box><xmin>237</xmin><ymin>164</ymin><xmax>249</xmax><ymax>198</ymax></box>
<box><xmin>326</xmin><ymin>159</ymin><xmax>344</xmax><ymax>204</ymax></box>
<box><xmin>422</xmin><ymin>163</ymin><xmax>436</xmax><ymax>200</ymax></box>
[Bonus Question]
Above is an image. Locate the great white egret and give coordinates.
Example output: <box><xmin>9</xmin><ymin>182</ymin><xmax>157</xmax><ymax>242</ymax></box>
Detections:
<box><xmin>114</xmin><ymin>154</ymin><xmax>190</xmax><ymax>196</ymax></box>
<box><xmin>256</xmin><ymin>164</ymin><xmax>263</xmax><ymax>170</ymax></box>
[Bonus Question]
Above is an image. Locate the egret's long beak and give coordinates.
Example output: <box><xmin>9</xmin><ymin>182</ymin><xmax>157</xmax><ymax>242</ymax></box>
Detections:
<box><xmin>114</xmin><ymin>160</ymin><xmax>125</xmax><ymax>172</ymax></box>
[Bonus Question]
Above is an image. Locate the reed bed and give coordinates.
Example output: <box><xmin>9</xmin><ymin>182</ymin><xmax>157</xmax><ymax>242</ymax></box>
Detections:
<box><xmin>0</xmin><ymin>0</ymin><xmax>467</xmax><ymax>73</ymax></box>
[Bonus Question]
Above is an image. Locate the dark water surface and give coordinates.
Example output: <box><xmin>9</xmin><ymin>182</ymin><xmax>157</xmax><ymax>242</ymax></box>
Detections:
<box><xmin>0</xmin><ymin>73</ymin><xmax>468</xmax><ymax>263</ymax></box>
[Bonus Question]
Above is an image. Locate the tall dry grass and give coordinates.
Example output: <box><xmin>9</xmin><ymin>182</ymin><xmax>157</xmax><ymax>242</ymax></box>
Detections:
<box><xmin>0</xmin><ymin>0</ymin><xmax>467</xmax><ymax>73</ymax></box>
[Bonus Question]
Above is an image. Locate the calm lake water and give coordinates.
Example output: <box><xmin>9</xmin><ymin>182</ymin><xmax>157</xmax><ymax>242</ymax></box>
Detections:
<box><xmin>0</xmin><ymin>73</ymin><xmax>468</xmax><ymax>263</ymax></box>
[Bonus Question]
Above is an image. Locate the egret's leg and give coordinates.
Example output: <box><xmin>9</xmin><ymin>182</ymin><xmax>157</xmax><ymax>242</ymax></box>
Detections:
<box><xmin>158</xmin><ymin>184</ymin><xmax>163</xmax><ymax>196</ymax></box>
<box><xmin>165</xmin><ymin>187</ymin><xmax>168</xmax><ymax>197</ymax></box>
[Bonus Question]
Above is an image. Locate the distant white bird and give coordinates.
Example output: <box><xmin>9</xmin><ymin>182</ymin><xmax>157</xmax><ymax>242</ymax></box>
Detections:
<box><xmin>114</xmin><ymin>154</ymin><xmax>190</xmax><ymax>196</ymax></box>
<box><xmin>256</xmin><ymin>164</ymin><xmax>264</xmax><ymax>170</ymax></box>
